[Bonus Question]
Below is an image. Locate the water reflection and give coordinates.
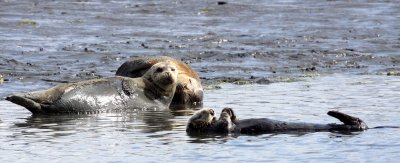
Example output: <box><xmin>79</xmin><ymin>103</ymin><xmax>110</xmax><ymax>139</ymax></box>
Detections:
<box><xmin>140</xmin><ymin>110</ymin><xmax>175</xmax><ymax>133</ymax></box>
<box><xmin>11</xmin><ymin>109</ymin><xmax>188</xmax><ymax>137</ymax></box>
<box><xmin>186</xmin><ymin>130</ymin><xmax>364</xmax><ymax>144</ymax></box>
<box><xmin>187</xmin><ymin>134</ymin><xmax>233</xmax><ymax>144</ymax></box>
<box><xmin>14</xmin><ymin>114</ymin><xmax>89</xmax><ymax>131</ymax></box>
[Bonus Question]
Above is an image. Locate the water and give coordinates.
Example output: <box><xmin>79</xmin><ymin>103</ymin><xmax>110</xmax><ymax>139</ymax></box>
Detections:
<box><xmin>1</xmin><ymin>0</ymin><xmax>399</xmax><ymax>162</ymax></box>
<box><xmin>1</xmin><ymin>0</ymin><xmax>399</xmax><ymax>92</ymax></box>
<box><xmin>0</xmin><ymin>74</ymin><xmax>399</xmax><ymax>162</ymax></box>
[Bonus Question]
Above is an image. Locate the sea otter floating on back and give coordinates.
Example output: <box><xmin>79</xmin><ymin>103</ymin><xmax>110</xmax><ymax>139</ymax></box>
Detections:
<box><xmin>186</xmin><ymin>108</ymin><xmax>369</xmax><ymax>135</ymax></box>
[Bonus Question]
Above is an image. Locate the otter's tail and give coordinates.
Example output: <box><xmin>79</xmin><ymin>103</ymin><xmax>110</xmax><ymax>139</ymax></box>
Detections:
<box><xmin>327</xmin><ymin>111</ymin><xmax>368</xmax><ymax>130</ymax></box>
<box><xmin>5</xmin><ymin>94</ymin><xmax>43</xmax><ymax>114</ymax></box>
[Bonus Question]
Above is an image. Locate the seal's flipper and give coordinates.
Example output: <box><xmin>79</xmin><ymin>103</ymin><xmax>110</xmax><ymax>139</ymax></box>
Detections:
<box><xmin>6</xmin><ymin>95</ymin><xmax>42</xmax><ymax>114</ymax></box>
<box><xmin>116</xmin><ymin>57</ymin><xmax>153</xmax><ymax>78</ymax></box>
<box><xmin>116</xmin><ymin>56</ymin><xmax>173</xmax><ymax>78</ymax></box>
<box><xmin>5</xmin><ymin>86</ymin><xmax>67</xmax><ymax>114</ymax></box>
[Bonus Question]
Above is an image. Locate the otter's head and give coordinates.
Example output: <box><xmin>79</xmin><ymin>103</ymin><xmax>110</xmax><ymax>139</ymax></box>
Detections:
<box><xmin>212</xmin><ymin>107</ymin><xmax>237</xmax><ymax>133</ymax></box>
<box><xmin>221</xmin><ymin>107</ymin><xmax>237</xmax><ymax>123</ymax></box>
<box><xmin>186</xmin><ymin>108</ymin><xmax>216</xmax><ymax>132</ymax></box>
<box><xmin>144</xmin><ymin>62</ymin><xmax>178</xmax><ymax>91</ymax></box>
<box><xmin>172</xmin><ymin>77</ymin><xmax>203</xmax><ymax>105</ymax></box>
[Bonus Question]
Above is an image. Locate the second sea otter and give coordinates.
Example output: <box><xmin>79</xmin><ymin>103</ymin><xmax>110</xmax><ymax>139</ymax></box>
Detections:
<box><xmin>186</xmin><ymin>108</ymin><xmax>368</xmax><ymax>134</ymax></box>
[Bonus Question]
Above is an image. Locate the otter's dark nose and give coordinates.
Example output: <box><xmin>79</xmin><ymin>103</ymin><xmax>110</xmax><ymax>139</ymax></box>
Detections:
<box><xmin>209</xmin><ymin>109</ymin><xmax>214</xmax><ymax>116</ymax></box>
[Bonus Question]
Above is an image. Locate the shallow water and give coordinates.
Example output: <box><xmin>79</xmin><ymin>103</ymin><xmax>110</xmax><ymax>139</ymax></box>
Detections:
<box><xmin>1</xmin><ymin>0</ymin><xmax>399</xmax><ymax>162</ymax></box>
<box><xmin>0</xmin><ymin>74</ymin><xmax>399</xmax><ymax>162</ymax></box>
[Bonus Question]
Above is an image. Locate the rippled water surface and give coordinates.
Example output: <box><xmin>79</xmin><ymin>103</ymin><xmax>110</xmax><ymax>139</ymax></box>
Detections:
<box><xmin>0</xmin><ymin>74</ymin><xmax>399</xmax><ymax>162</ymax></box>
<box><xmin>1</xmin><ymin>0</ymin><xmax>399</xmax><ymax>162</ymax></box>
<box><xmin>1</xmin><ymin>0</ymin><xmax>399</xmax><ymax>92</ymax></box>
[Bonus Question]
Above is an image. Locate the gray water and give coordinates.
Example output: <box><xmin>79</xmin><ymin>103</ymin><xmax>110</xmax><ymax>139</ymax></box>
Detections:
<box><xmin>1</xmin><ymin>0</ymin><xmax>400</xmax><ymax>162</ymax></box>
<box><xmin>1</xmin><ymin>74</ymin><xmax>399</xmax><ymax>162</ymax></box>
<box><xmin>1</xmin><ymin>0</ymin><xmax>399</xmax><ymax>92</ymax></box>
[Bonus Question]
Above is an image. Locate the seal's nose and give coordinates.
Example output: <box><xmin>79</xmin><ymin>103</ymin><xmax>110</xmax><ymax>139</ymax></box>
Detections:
<box><xmin>209</xmin><ymin>109</ymin><xmax>214</xmax><ymax>116</ymax></box>
<box><xmin>164</xmin><ymin>72</ymin><xmax>173</xmax><ymax>80</ymax></box>
<box><xmin>194</xmin><ymin>90</ymin><xmax>203</xmax><ymax>101</ymax></box>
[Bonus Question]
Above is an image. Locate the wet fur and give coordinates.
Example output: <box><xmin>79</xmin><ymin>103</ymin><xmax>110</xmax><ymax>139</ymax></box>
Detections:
<box><xmin>186</xmin><ymin>108</ymin><xmax>236</xmax><ymax>134</ymax></box>
<box><xmin>186</xmin><ymin>108</ymin><xmax>217</xmax><ymax>133</ymax></box>
<box><xmin>186</xmin><ymin>107</ymin><xmax>369</xmax><ymax>135</ymax></box>
<box><xmin>6</xmin><ymin>62</ymin><xmax>178</xmax><ymax>114</ymax></box>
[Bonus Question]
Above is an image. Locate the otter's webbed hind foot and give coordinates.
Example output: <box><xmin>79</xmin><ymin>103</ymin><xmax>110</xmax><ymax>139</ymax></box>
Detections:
<box><xmin>327</xmin><ymin>111</ymin><xmax>368</xmax><ymax>131</ymax></box>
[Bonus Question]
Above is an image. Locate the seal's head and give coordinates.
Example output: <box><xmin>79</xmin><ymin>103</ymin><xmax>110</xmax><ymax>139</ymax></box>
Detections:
<box><xmin>144</xmin><ymin>62</ymin><xmax>178</xmax><ymax>91</ymax></box>
<box><xmin>186</xmin><ymin>108</ymin><xmax>216</xmax><ymax>132</ymax></box>
<box><xmin>174</xmin><ymin>77</ymin><xmax>203</xmax><ymax>105</ymax></box>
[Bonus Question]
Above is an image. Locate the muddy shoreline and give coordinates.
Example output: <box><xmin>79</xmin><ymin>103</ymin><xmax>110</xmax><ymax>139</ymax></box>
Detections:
<box><xmin>1</xmin><ymin>0</ymin><xmax>399</xmax><ymax>97</ymax></box>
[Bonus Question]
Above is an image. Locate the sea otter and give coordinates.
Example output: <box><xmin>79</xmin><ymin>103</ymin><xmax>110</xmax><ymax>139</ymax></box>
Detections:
<box><xmin>186</xmin><ymin>108</ymin><xmax>368</xmax><ymax>135</ymax></box>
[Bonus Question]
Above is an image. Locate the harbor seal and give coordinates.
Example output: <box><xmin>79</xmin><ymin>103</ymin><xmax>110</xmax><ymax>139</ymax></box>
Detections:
<box><xmin>116</xmin><ymin>56</ymin><xmax>203</xmax><ymax>107</ymax></box>
<box><xmin>186</xmin><ymin>108</ymin><xmax>368</xmax><ymax>135</ymax></box>
<box><xmin>6</xmin><ymin>62</ymin><xmax>178</xmax><ymax>114</ymax></box>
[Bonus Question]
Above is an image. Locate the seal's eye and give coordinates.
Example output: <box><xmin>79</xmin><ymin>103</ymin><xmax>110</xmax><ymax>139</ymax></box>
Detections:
<box><xmin>171</xmin><ymin>68</ymin><xmax>176</xmax><ymax>71</ymax></box>
<box><xmin>156</xmin><ymin>68</ymin><xmax>163</xmax><ymax>73</ymax></box>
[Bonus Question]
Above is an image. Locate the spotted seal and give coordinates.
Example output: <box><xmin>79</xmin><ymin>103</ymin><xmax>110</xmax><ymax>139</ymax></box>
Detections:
<box><xmin>116</xmin><ymin>56</ymin><xmax>203</xmax><ymax>107</ymax></box>
<box><xmin>6</xmin><ymin>62</ymin><xmax>178</xmax><ymax>114</ymax></box>
<box><xmin>186</xmin><ymin>108</ymin><xmax>368</xmax><ymax>135</ymax></box>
